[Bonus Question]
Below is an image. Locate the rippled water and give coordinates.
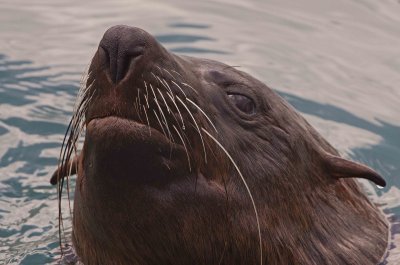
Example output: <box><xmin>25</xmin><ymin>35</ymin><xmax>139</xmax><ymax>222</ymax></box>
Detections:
<box><xmin>0</xmin><ymin>0</ymin><xmax>399</xmax><ymax>264</ymax></box>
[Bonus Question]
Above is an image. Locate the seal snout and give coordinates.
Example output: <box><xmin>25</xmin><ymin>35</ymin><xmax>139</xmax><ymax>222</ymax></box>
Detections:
<box><xmin>99</xmin><ymin>25</ymin><xmax>149</xmax><ymax>84</ymax></box>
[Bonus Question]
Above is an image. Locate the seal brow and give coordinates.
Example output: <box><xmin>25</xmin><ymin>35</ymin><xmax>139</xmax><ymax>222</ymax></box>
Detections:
<box><xmin>201</xmin><ymin>128</ymin><xmax>263</xmax><ymax>265</ymax></box>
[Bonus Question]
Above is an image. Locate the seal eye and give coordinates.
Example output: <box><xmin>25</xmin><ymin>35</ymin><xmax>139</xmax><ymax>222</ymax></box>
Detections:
<box><xmin>227</xmin><ymin>93</ymin><xmax>256</xmax><ymax>114</ymax></box>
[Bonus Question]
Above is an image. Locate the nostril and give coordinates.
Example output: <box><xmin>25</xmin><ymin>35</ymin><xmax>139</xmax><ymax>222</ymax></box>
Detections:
<box><xmin>127</xmin><ymin>46</ymin><xmax>145</xmax><ymax>58</ymax></box>
<box><xmin>98</xmin><ymin>44</ymin><xmax>144</xmax><ymax>84</ymax></box>
<box><xmin>98</xmin><ymin>25</ymin><xmax>149</xmax><ymax>84</ymax></box>
<box><xmin>115</xmin><ymin>46</ymin><xmax>144</xmax><ymax>83</ymax></box>
<box><xmin>98</xmin><ymin>45</ymin><xmax>118</xmax><ymax>84</ymax></box>
<box><xmin>99</xmin><ymin>45</ymin><xmax>111</xmax><ymax>69</ymax></box>
<box><xmin>116</xmin><ymin>52</ymin><xmax>143</xmax><ymax>83</ymax></box>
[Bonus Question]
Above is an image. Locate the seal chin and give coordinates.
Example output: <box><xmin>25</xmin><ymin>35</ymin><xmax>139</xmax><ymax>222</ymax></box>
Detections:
<box><xmin>84</xmin><ymin>116</ymin><xmax>189</xmax><ymax>185</ymax></box>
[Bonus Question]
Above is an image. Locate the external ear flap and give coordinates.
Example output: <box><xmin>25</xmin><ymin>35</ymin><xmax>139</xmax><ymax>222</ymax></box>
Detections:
<box><xmin>323</xmin><ymin>153</ymin><xmax>386</xmax><ymax>187</ymax></box>
<box><xmin>50</xmin><ymin>155</ymin><xmax>79</xmax><ymax>185</ymax></box>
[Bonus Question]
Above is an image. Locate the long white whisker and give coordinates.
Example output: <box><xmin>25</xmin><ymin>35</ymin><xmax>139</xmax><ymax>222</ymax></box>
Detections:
<box><xmin>161</xmin><ymin>77</ymin><xmax>175</xmax><ymax>95</ymax></box>
<box><xmin>134</xmin><ymin>101</ymin><xmax>139</xmax><ymax>117</ymax></box>
<box><xmin>152</xmin><ymin>109</ymin><xmax>167</xmax><ymax>137</ymax></box>
<box><xmin>176</xmin><ymin>96</ymin><xmax>207</xmax><ymax>163</ymax></box>
<box><xmin>162</xmin><ymin>67</ymin><xmax>176</xmax><ymax>80</ymax></box>
<box><xmin>170</xmin><ymin>80</ymin><xmax>187</xmax><ymax>97</ymax></box>
<box><xmin>150</xmin><ymin>85</ymin><xmax>174</xmax><ymax>142</ymax></box>
<box><xmin>201</xmin><ymin>128</ymin><xmax>263</xmax><ymax>265</ymax></box>
<box><xmin>172</xmin><ymin>125</ymin><xmax>191</xmax><ymax>172</ymax></box>
<box><xmin>166</xmin><ymin>92</ymin><xmax>185</xmax><ymax>129</ymax></box>
<box><xmin>155</xmin><ymin>65</ymin><xmax>163</xmax><ymax>75</ymax></box>
<box><xmin>157</xmin><ymin>89</ymin><xmax>171</xmax><ymax>114</ymax></box>
<box><xmin>170</xmin><ymin>69</ymin><xmax>183</xmax><ymax>78</ymax></box>
<box><xmin>181</xmin><ymin>82</ymin><xmax>198</xmax><ymax>94</ymax></box>
<box><xmin>157</xmin><ymin>89</ymin><xmax>185</xmax><ymax>134</ymax></box>
<box><xmin>142</xmin><ymin>105</ymin><xmax>152</xmax><ymax>136</ymax></box>
<box><xmin>156</xmin><ymin>75</ymin><xmax>173</xmax><ymax>94</ymax></box>
<box><xmin>137</xmin><ymin>89</ymin><xmax>142</xmax><ymax>111</ymax></box>
<box><xmin>144</xmin><ymin>94</ymin><xmax>150</xmax><ymax>109</ymax></box>
<box><xmin>186</xmin><ymin>98</ymin><xmax>218</xmax><ymax>133</ymax></box>
<box><xmin>144</xmin><ymin>81</ymin><xmax>150</xmax><ymax>109</ymax></box>
<box><xmin>151</xmin><ymin>72</ymin><xmax>159</xmax><ymax>85</ymax></box>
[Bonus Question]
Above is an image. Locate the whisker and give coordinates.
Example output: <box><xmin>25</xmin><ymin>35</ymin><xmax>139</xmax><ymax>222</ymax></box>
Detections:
<box><xmin>181</xmin><ymin>82</ymin><xmax>198</xmax><ymax>94</ymax></box>
<box><xmin>144</xmin><ymin>81</ymin><xmax>150</xmax><ymax>108</ymax></box>
<box><xmin>137</xmin><ymin>89</ymin><xmax>143</xmax><ymax>112</ymax></box>
<box><xmin>134</xmin><ymin>101</ymin><xmax>139</xmax><ymax>115</ymax></box>
<box><xmin>166</xmin><ymin>92</ymin><xmax>185</xmax><ymax>129</ymax></box>
<box><xmin>156</xmin><ymin>98</ymin><xmax>174</xmax><ymax>143</ymax></box>
<box><xmin>155</xmin><ymin>65</ymin><xmax>163</xmax><ymax>75</ymax></box>
<box><xmin>156</xmin><ymin>77</ymin><xmax>175</xmax><ymax>97</ymax></box>
<box><xmin>137</xmin><ymin>93</ymin><xmax>143</xmax><ymax>120</ymax></box>
<box><xmin>156</xmin><ymin>75</ymin><xmax>174</xmax><ymax>95</ymax></box>
<box><xmin>142</xmin><ymin>105</ymin><xmax>152</xmax><ymax>136</ymax></box>
<box><xmin>150</xmin><ymin>84</ymin><xmax>174</xmax><ymax>142</ymax></box>
<box><xmin>170</xmin><ymin>80</ymin><xmax>187</xmax><ymax>97</ymax></box>
<box><xmin>157</xmin><ymin>88</ymin><xmax>172</xmax><ymax>114</ymax></box>
<box><xmin>57</xmin><ymin>71</ymin><xmax>94</xmax><ymax>255</ymax></box>
<box><xmin>163</xmin><ymin>79</ymin><xmax>175</xmax><ymax>96</ymax></box>
<box><xmin>186</xmin><ymin>98</ymin><xmax>218</xmax><ymax>133</ymax></box>
<box><xmin>152</xmin><ymin>109</ymin><xmax>167</xmax><ymax>138</ymax></box>
<box><xmin>172</xmin><ymin>125</ymin><xmax>192</xmax><ymax>172</ymax></box>
<box><xmin>151</xmin><ymin>72</ymin><xmax>160</xmax><ymax>86</ymax></box>
<box><xmin>176</xmin><ymin>96</ymin><xmax>207</xmax><ymax>163</ymax></box>
<box><xmin>170</xmin><ymin>69</ymin><xmax>183</xmax><ymax>78</ymax></box>
<box><xmin>144</xmin><ymin>94</ymin><xmax>150</xmax><ymax>109</ymax></box>
<box><xmin>201</xmin><ymin>128</ymin><xmax>263</xmax><ymax>265</ymax></box>
<box><xmin>162</xmin><ymin>67</ymin><xmax>176</xmax><ymax>80</ymax></box>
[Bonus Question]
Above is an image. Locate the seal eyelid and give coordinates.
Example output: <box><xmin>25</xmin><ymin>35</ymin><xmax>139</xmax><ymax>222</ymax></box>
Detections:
<box><xmin>227</xmin><ymin>92</ymin><xmax>256</xmax><ymax>115</ymax></box>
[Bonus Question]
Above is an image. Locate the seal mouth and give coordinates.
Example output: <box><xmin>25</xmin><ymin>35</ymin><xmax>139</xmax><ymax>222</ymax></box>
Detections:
<box><xmin>86</xmin><ymin>115</ymin><xmax>180</xmax><ymax>149</ymax></box>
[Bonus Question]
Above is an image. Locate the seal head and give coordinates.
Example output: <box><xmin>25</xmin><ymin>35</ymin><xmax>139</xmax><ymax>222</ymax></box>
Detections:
<box><xmin>52</xmin><ymin>25</ymin><xmax>388</xmax><ymax>265</ymax></box>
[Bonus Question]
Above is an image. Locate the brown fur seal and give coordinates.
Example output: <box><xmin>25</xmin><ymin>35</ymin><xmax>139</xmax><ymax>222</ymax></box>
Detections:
<box><xmin>51</xmin><ymin>25</ymin><xmax>388</xmax><ymax>265</ymax></box>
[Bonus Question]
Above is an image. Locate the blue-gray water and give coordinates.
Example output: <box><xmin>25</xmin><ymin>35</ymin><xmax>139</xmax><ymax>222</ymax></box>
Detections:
<box><xmin>0</xmin><ymin>0</ymin><xmax>399</xmax><ymax>264</ymax></box>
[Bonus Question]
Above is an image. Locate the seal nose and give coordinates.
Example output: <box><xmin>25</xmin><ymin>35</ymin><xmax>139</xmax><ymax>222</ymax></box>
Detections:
<box><xmin>99</xmin><ymin>25</ymin><xmax>146</xmax><ymax>84</ymax></box>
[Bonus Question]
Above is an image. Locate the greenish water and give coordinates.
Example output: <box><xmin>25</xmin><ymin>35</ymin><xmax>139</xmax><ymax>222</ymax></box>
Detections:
<box><xmin>0</xmin><ymin>0</ymin><xmax>399</xmax><ymax>264</ymax></box>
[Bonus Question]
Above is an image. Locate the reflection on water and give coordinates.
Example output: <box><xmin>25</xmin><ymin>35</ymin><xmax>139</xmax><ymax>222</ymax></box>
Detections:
<box><xmin>0</xmin><ymin>0</ymin><xmax>399</xmax><ymax>264</ymax></box>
